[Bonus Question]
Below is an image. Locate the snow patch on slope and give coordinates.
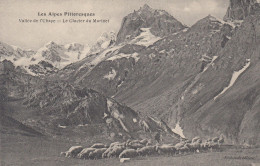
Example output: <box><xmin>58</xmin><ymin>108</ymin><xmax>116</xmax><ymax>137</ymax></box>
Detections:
<box><xmin>202</xmin><ymin>56</ymin><xmax>218</xmax><ymax>73</ymax></box>
<box><xmin>104</xmin><ymin>68</ymin><xmax>117</xmax><ymax>80</ymax></box>
<box><xmin>90</xmin><ymin>45</ymin><xmax>122</xmax><ymax>66</ymax></box>
<box><xmin>172</xmin><ymin>122</ymin><xmax>185</xmax><ymax>138</ymax></box>
<box><xmin>130</xmin><ymin>28</ymin><xmax>161</xmax><ymax>47</ymax></box>
<box><xmin>106</xmin><ymin>53</ymin><xmax>140</xmax><ymax>62</ymax></box>
<box><xmin>214</xmin><ymin>59</ymin><xmax>251</xmax><ymax>100</ymax></box>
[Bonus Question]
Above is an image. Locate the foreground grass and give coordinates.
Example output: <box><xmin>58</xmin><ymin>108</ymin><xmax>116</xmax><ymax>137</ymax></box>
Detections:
<box><xmin>1</xmin><ymin>133</ymin><xmax>260</xmax><ymax>166</ymax></box>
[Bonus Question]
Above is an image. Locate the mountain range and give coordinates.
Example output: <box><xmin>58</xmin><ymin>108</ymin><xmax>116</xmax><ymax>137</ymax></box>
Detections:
<box><xmin>1</xmin><ymin>0</ymin><xmax>260</xmax><ymax>145</ymax></box>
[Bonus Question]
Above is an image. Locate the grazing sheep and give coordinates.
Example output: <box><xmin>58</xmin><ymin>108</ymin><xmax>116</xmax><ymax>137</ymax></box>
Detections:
<box><xmin>192</xmin><ymin>137</ymin><xmax>201</xmax><ymax>143</ymax></box>
<box><xmin>89</xmin><ymin>148</ymin><xmax>107</xmax><ymax>160</ymax></box>
<box><xmin>102</xmin><ymin>147</ymin><xmax>112</xmax><ymax>158</ymax></box>
<box><xmin>127</xmin><ymin>143</ymin><xmax>144</xmax><ymax>150</ymax></box>
<box><xmin>207</xmin><ymin>138</ymin><xmax>212</xmax><ymax>142</ymax></box>
<box><xmin>175</xmin><ymin>142</ymin><xmax>186</xmax><ymax>150</ymax></box>
<box><xmin>77</xmin><ymin>148</ymin><xmax>96</xmax><ymax>159</ymax></box>
<box><xmin>65</xmin><ymin>146</ymin><xmax>83</xmax><ymax>158</ymax></box>
<box><xmin>109</xmin><ymin>142</ymin><xmax>121</xmax><ymax>148</ymax></box>
<box><xmin>127</xmin><ymin>139</ymin><xmax>141</xmax><ymax>146</ymax></box>
<box><xmin>91</xmin><ymin>143</ymin><xmax>107</xmax><ymax>149</ymax></box>
<box><xmin>156</xmin><ymin>144</ymin><xmax>177</xmax><ymax>155</ymax></box>
<box><xmin>187</xmin><ymin>142</ymin><xmax>201</xmax><ymax>153</ymax></box>
<box><xmin>200</xmin><ymin>142</ymin><xmax>210</xmax><ymax>151</ymax></box>
<box><xmin>137</xmin><ymin>146</ymin><xmax>157</xmax><ymax>156</ymax></box>
<box><xmin>107</xmin><ymin>146</ymin><xmax>125</xmax><ymax>158</ymax></box>
<box><xmin>119</xmin><ymin>149</ymin><xmax>138</xmax><ymax>158</ymax></box>
<box><xmin>212</xmin><ymin>137</ymin><xmax>219</xmax><ymax>143</ymax></box>
<box><xmin>218</xmin><ymin>137</ymin><xmax>224</xmax><ymax>145</ymax></box>
<box><xmin>185</xmin><ymin>140</ymin><xmax>192</xmax><ymax>144</ymax></box>
<box><xmin>208</xmin><ymin>142</ymin><xmax>219</xmax><ymax>152</ymax></box>
<box><xmin>139</xmin><ymin>139</ymin><xmax>149</xmax><ymax>145</ymax></box>
<box><xmin>178</xmin><ymin>145</ymin><xmax>190</xmax><ymax>154</ymax></box>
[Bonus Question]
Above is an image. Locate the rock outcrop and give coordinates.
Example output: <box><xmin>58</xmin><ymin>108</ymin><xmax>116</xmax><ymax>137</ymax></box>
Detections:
<box><xmin>116</xmin><ymin>4</ymin><xmax>187</xmax><ymax>44</ymax></box>
<box><xmin>224</xmin><ymin>0</ymin><xmax>260</xmax><ymax>21</ymax></box>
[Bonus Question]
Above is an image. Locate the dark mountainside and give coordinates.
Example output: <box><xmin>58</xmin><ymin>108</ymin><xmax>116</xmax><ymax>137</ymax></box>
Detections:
<box><xmin>0</xmin><ymin>1</ymin><xmax>260</xmax><ymax>145</ymax></box>
<box><xmin>116</xmin><ymin>4</ymin><xmax>187</xmax><ymax>44</ymax></box>
<box><xmin>224</xmin><ymin>0</ymin><xmax>260</xmax><ymax>21</ymax></box>
<box><xmin>53</xmin><ymin>3</ymin><xmax>259</xmax><ymax>144</ymax></box>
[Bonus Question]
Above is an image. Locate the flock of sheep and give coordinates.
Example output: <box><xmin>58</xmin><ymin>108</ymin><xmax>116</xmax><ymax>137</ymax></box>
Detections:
<box><xmin>61</xmin><ymin>136</ymin><xmax>224</xmax><ymax>161</ymax></box>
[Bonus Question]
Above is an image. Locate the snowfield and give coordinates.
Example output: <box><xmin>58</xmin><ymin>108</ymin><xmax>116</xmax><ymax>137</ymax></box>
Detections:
<box><xmin>104</xmin><ymin>68</ymin><xmax>117</xmax><ymax>80</ymax></box>
<box><xmin>214</xmin><ymin>59</ymin><xmax>251</xmax><ymax>100</ymax></box>
<box><xmin>130</xmin><ymin>28</ymin><xmax>161</xmax><ymax>47</ymax></box>
<box><xmin>172</xmin><ymin>122</ymin><xmax>185</xmax><ymax>138</ymax></box>
<box><xmin>106</xmin><ymin>53</ymin><xmax>140</xmax><ymax>62</ymax></box>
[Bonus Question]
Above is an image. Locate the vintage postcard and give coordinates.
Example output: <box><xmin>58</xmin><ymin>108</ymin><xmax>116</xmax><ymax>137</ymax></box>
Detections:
<box><xmin>0</xmin><ymin>0</ymin><xmax>260</xmax><ymax>165</ymax></box>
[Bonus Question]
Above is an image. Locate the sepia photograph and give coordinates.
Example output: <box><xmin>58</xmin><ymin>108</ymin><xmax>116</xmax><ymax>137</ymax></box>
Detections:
<box><xmin>0</xmin><ymin>0</ymin><xmax>260</xmax><ymax>165</ymax></box>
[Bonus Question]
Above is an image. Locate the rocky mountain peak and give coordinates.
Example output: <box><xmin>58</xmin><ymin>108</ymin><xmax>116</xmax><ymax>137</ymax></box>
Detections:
<box><xmin>224</xmin><ymin>0</ymin><xmax>260</xmax><ymax>21</ymax></box>
<box><xmin>116</xmin><ymin>4</ymin><xmax>186</xmax><ymax>44</ymax></box>
<box><xmin>139</xmin><ymin>4</ymin><xmax>154</xmax><ymax>12</ymax></box>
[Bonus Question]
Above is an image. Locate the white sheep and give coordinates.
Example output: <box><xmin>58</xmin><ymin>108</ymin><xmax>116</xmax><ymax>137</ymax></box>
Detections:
<box><xmin>175</xmin><ymin>141</ymin><xmax>186</xmax><ymax>150</ymax></box>
<box><xmin>77</xmin><ymin>148</ymin><xmax>96</xmax><ymax>159</ymax></box>
<box><xmin>127</xmin><ymin>143</ymin><xmax>144</xmax><ymax>150</ymax></box>
<box><xmin>119</xmin><ymin>149</ymin><xmax>138</xmax><ymax>158</ymax></box>
<box><xmin>178</xmin><ymin>144</ymin><xmax>190</xmax><ymax>154</ymax></box>
<box><xmin>139</xmin><ymin>139</ymin><xmax>149</xmax><ymax>145</ymax></box>
<box><xmin>109</xmin><ymin>142</ymin><xmax>121</xmax><ymax>148</ymax></box>
<box><xmin>186</xmin><ymin>142</ymin><xmax>200</xmax><ymax>153</ymax></box>
<box><xmin>156</xmin><ymin>144</ymin><xmax>177</xmax><ymax>155</ymax></box>
<box><xmin>137</xmin><ymin>146</ymin><xmax>157</xmax><ymax>156</ymax></box>
<box><xmin>107</xmin><ymin>146</ymin><xmax>125</xmax><ymax>158</ymax></box>
<box><xmin>212</xmin><ymin>137</ymin><xmax>219</xmax><ymax>143</ymax></box>
<box><xmin>91</xmin><ymin>143</ymin><xmax>107</xmax><ymax>149</ymax></box>
<box><xmin>192</xmin><ymin>137</ymin><xmax>201</xmax><ymax>143</ymax></box>
<box><xmin>65</xmin><ymin>146</ymin><xmax>83</xmax><ymax>158</ymax></box>
<box><xmin>88</xmin><ymin>148</ymin><xmax>107</xmax><ymax>160</ymax></box>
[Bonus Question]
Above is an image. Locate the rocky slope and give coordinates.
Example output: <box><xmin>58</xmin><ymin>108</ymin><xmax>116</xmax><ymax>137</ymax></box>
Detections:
<box><xmin>0</xmin><ymin>31</ymin><xmax>115</xmax><ymax>76</ymax></box>
<box><xmin>172</xmin><ymin>14</ymin><xmax>260</xmax><ymax>145</ymax></box>
<box><xmin>21</xmin><ymin>81</ymin><xmax>180</xmax><ymax>139</ymax></box>
<box><xmin>65</xmin><ymin>14</ymin><xmax>233</xmax><ymax>122</ymax></box>
<box><xmin>54</xmin><ymin>3</ymin><xmax>260</xmax><ymax>144</ymax></box>
<box><xmin>1</xmin><ymin>1</ymin><xmax>259</xmax><ymax>145</ymax></box>
<box><xmin>224</xmin><ymin>0</ymin><xmax>260</xmax><ymax>21</ymax></box>
<box><xmin>116</xmin><ymin>4</ymin><xmax>187</xmax><ymax>44</ymax></box>
<box><xmin>0</xmin><ymin>60</ymin><xmax>39</xmax><ymax>99</ymax></box>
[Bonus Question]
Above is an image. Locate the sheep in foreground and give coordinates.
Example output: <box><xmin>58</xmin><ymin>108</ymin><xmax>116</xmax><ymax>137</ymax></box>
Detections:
<box><xmin>89</xmin><ymin>148</ymin><xmax>107</xmax><ymax>160</ymax></box>
<box><xmin>64</xmin><ymin>146</ymin><xmax>83</xmax><ymax>158</ymax></box>
<box><xmin>192</xmin><ymin>137</ymin><xmax>201</xmax><ymax>143</ymax></box>
<box><xmin>200</xmin><ymin>142</ymin><xmax>210</xmax><ymax>151</ymax></box>
<box><xmin>178</xmin><ymin>145</ymin><xmax>190</xmax><ymax>154</ymax></box>
<box><xmin>109</xmin><ymin>142</ymin><xmax>121</xmax><ymax>148</ymax></box>
<box><xmin>175</xmin><ymin>141</ymin><xmax>186</xmax><ymax>150</ymax></box>
<box><xmin>119</xmin><ymin>149</ymin><xmax>139</xmax><ymax>158</ymax></box>
<box><xmin>156</xmin><ymin>144</ymin><xmax>177</xmax><ymax>155</ymax></box>
<box><xmin>218</xmin><ymin>137</ymin><xmax>224</xmax><ymax>146</ymax></box>
<box><xmin>139</xmin><ymin>139</ymin><xmax>149</xmax><ymax>145</ymax></box>
<box><xmin>127</xmin><ymin>143</ymin><xmax>144</xmax><ymax>150</ymax></box>
<box><xmin>77</xmin><ymin>148</ymin><xmax>96</xmax><ymax>159</ymax></box>
<box><xmin>187</xmin><ymin>142</ymin><xmax>201</xmax><ymax>153</ymax></box>
<box><xmin>109</xmin><ymin>142</ymin><xmax>125</xmax><ymax>148</ymax></box>
<box><xmin>91</xmin><ymin>143</ymin><xmax>107</xmax><ymax>149</ymax></box>
<box><xmin>208</xmin><ymin>142</ymin><xmax>219</xmax><ymax>152</ymax></box>
<box><xmin>212</xmin><ymin>137</ymin><xmax>219</xmax><ymax>143</ymax></box>
<box><xmin>107</xmin><ymin>146</ymin><xmax>125</xmax><ymax>158</ymax></box>
<box><xmin>102</xmin><ymin>147</ymin><xmax>112</xmax><ymax>158</ymax></box>
<box><xmin>137</xmin><ymin>146</ymin><xmax>157</xmax><ymax>156</ymax></box>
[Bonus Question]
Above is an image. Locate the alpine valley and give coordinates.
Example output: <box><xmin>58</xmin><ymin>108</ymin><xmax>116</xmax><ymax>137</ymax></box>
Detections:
<box><xmin>1</xmin><ymin>1</ymin><xmax>260</xmax><ymax>163</ymax></box>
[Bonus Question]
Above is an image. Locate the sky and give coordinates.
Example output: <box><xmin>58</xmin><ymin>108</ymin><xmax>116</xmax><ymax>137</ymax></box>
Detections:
<box><xmin>0</xmin><ymin>0</ymin><xmax>229</xmax><ymax>50</ymax></box>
